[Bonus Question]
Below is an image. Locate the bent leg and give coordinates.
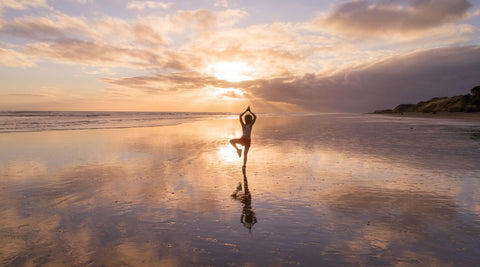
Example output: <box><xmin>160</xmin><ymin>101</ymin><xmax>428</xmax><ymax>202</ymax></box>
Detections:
<box><xmin>230</xmin><ymin>139</ymin><xmax>243</xmax><ymax>157</ymax></box>
<box><xmin>230</xmin><ymin>138</ymin><xmax>240</xmax><ymax>148</ymax></box>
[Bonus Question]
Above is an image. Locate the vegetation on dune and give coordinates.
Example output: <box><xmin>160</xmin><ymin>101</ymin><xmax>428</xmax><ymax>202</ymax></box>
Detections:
<box><xmin>374</xmin><ymin>85</ymin><xmax>480</xmax><ymax>114</ymax></box>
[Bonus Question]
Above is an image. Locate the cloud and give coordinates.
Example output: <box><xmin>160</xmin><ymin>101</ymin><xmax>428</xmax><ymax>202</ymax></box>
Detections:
<box><xmin>24</xmin><ymin>40</ymin><xmax>190</xmax><ymax>70</ymax></box>
<box><xmin>1</xmin><ymin>2</ymin><xmax>479</xmax><ymax>112</ymax></box>
<box><xmin>82</xmin><ymin>66</ymin><xmax>115</xmax><ymax>75</ymax></box>
<box><xmin>241</xmin><ymin>46</ymin><xmax>480</xmax><ymax>112</ymax></box>
<box><xmin>171</xmin><ymin>9</ymin><xmax>219</xmax><ymax>32</ymax></box>
<box><xmin>469</xmin><ymin>8</ymin><xmax>480</xmax><ymax>17</ymax></box>
<box><xmin>178</xmin><ymin>22</ymin><xmax>339</xmax><ymax>77</ymax></box>
<box><xmin>171</xmin><ymin>9</ymin><xmax>247</xmax><ymax>33</ymax></box>
<box><xmin>102</xmin><ymin>45</ymin><xmax>480</xmax><ymax>112</ymax></box>
<box><xmin>320</xmin><ymin>0</ymin><xmax>473</xmax><ymax>38</ymax></box>
<box><xmin>0</xmin><ymin>12</ymin><xmax>210</xmax><ymax>69</ymax></box>
<box><xmin>0</xmin><ymin>6</ymin><xmax>325</xmax><ymax>76</ymax></box>
<box><xmin>126</xmin><ymin>1</ymin><xmax>172</xmax><ymax>11</ymax></box>
<box><xmin>0</xmin><ymin>14</ymin><xmax>88</xmax><ymax>41</ymax></box>
<box><xmin>0</xmin><ymin>9</ymin><xmax>248</xmax><ymax>69</ymax></box>
<box><xmin>0</xmin><ymin>0</ymin><xmax>47</xmax><ymax>11</ymax></box>
<box><xmin>0</xmin><ymin>47</ymin><xmax>37</xmax><ymax>67</ymax></box>
<box><xmin>217</xmin><ymin>89</ymin><xmax>242</xmax><ymax>99</ymax></box>
<box><xmin>65</xmin><ymin>0</ymin><xmax>92</xmax><ymax>4</ymax></box>
<box><xmin>214</xmin><ymin>0</ymin><xmax>229</xmax><ymax>8</ymax></box>
<box><xmin>102</xmin><ymin>87</ymin><xmax>132</xmax><ymax>98</ymax></box>
<box><xmin>0</xmin><ymin>13</ymin><xmax>169</xmax><ymax>47</ymax></box>
<box><xmin>8</xmin><ymin>93</ymin><xmax>52</xmax><ymax>97</ymax></box>
<box><xmin>102</xmin><ymin>72</ymin><xmax>235</xmax><ymax>93</ymax></box>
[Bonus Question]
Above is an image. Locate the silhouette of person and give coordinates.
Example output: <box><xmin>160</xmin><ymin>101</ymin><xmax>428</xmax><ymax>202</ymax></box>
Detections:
<box><xmin>230</xmin><ymin>106</ymin><xmax>257</xmax><ymax>168</ymax></box>
<box><xmin>231</xmin><ymin>168</ymin><xmax>257</xmax><ymax>231</ymax></box>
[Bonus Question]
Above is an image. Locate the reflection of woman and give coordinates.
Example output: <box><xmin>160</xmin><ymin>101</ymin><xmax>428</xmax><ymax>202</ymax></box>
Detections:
<box><xmin>231</xmin><ymin>168</ymin><xmax>257</xmax><ymax>231</ymax></box>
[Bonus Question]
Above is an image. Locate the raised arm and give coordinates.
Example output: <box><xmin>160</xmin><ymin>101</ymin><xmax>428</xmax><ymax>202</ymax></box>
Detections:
<box><xmin>247</xmin><ymin>106</ymin><xmax>257</xmax><ymax>125</ymax></box>
<box><xmin>239</xmin><ymin>108</ymin><xmax>248</xmax><ymax>127</ymax></box>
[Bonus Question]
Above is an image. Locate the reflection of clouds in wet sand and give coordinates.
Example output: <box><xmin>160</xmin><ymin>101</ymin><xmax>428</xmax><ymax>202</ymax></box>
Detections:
<box><xmin>1</xmin><ymin>115</ymin><xmax>480</xmax><ymax>265</ymax></box>
<box><xmin>0</xmin><ymin>158</ymin><xmax>227</xmax><ymax>265</ymax></box>
<box><xmin>321</xmin><ymin>186</ymin><xmax>480</xmax><ymax>265</ymax></box>
<box><xmin>0</xmin><ymin>163</ymin><xmax>167</xmax><ymax>265</ymax></box>
<box><xmin>0</xmin><ymin>120</ymin><xmax>247</xmax><ymax>265</ymax></box>
<box><xmin>256</xmin><ymin>114</ymin><xmax>480</xmax><ymax>172</ymax></box>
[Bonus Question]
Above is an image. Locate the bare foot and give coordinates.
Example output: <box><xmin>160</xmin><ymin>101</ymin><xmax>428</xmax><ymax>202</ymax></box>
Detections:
<box><xmin>236</xmin><ymin>148</ymin><xmax>242</xmax><ymax>157</ymax></box>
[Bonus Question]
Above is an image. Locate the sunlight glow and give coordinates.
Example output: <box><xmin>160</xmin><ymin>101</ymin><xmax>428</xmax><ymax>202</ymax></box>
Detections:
<box><xmin>217</xmin><ymin>144</ymin><xmax>242</xmax><ymax>163</ymax></box>
<box><xmin>207</xmin><ymin>62</ymin><xmax>253</xmax><ymax>82</ymax></box>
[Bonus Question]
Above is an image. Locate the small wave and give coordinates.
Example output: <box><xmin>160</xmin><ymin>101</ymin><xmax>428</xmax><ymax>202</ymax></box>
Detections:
<box><xmin>0</xmin><ymin>111</ymin><xmax>231</xmax><ymax>133</ymax></box>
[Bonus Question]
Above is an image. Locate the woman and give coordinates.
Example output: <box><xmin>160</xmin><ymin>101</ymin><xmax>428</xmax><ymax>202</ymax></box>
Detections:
<box><xmin>230</xmin><ymin>106</ymin><xmax>257</xmax><ymax>168</ymax></box>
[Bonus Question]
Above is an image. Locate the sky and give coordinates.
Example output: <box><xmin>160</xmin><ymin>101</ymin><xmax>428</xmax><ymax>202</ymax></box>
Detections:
<box><xmin>1</xmin><ymin>0</ymin><xmax>479</xmax><ymax>112</ymax></box>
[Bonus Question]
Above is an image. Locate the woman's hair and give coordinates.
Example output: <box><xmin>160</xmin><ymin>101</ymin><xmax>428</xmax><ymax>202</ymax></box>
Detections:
<box><xmin>245</xmin><ymin>114</ymin><xmax>252</xmax><ymax>124</ymax></box>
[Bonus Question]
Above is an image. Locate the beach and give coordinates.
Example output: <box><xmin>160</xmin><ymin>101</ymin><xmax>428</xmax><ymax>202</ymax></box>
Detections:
<box><xmin>1</xmin><ymin>113</ymin><xmax>480</xmax><ymax>265</ymax></box>
<box><xmin>381</xmin><ymin>111</ymin><xmax>480</xmax><ymax>122</ymax></box>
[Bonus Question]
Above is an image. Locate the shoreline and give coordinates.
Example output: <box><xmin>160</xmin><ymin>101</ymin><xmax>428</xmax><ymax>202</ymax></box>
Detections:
<box><xmin>373</xmin><ymin>111</ymin><xmax>480</xmax><ymax>122</ymax></box>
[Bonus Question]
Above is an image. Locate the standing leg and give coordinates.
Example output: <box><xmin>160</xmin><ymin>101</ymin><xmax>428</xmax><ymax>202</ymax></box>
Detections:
<box><xmin>243</xmin><ymin>145</ymin><xmax>250</xmax><ymax>167</ymax></box>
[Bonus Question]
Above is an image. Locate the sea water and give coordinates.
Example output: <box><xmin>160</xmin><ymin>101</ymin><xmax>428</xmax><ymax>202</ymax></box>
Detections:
<box><xmin>0</xmin><ymin>113</ymin><xmax>479</xmax><ymax>265</ymax></box>
<box><xmin>0</xmin><ymin>111</ymin><xmax>231</xmax><ymax>133</ymax></box>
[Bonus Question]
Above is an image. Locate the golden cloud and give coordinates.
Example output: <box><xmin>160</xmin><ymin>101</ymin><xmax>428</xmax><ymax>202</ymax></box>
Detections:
<box><xmin>126</xmin><ymin>1</ymin><xmax>173</xmax><ymax>11</ymax></box>
<box><xmin>0</xmin><ymin>47</ymin><xmax>37</xmax><ymax>67</ymax></box>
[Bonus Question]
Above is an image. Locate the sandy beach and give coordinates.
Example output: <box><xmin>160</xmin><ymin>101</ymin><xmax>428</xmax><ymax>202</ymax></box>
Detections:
<box><xmin>379</xmin><ymin>111</ymin><xmax>480</xmax><ymax>122</ymax></box>
<box><xmin>1</xmin><ymin>113</ymin><xmax>480</xmax><ymax>266</ymax></box>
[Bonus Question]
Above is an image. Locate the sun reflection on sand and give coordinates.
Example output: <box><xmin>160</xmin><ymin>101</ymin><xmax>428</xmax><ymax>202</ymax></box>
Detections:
<box><xmin>217</xmin><ymin>144</ymin><xmax>241</xmax><ymax>163</ymax></box>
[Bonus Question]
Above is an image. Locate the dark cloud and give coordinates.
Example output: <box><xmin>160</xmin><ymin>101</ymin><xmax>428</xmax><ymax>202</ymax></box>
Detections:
<box><xmin>0</xmin><ymin>19</ymin><xmax>67</xmax><ymax>40</ymax></box>
<box><xmin>102</xmin><ymin>46</ymin><xmax>480</xmax><ymax>112</ymax></box>
<box><xmin>322</xmin><ymin>0</ymin><xmax>473</xmax><ymax>37</ymax></box>
<box><xmin>243</xmin><ymin>45</ymin><xmax>480</xmax><ymax>112</ymax></box>
<box><xmin>0</xmin><ymin>14</ymin><xmax>90</xmax><ymax>42</ymax></box>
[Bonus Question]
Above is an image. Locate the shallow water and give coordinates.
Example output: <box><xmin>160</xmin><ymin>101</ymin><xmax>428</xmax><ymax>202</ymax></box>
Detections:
<box><xmin>0</xmin><ymin>111</ymin><xmax>230</xmax><ymax>133</ymax></box>
<box><xmin>1</xmin><ymin>113</ymin><xmax>479</xmax><ymax>266</ymax></box>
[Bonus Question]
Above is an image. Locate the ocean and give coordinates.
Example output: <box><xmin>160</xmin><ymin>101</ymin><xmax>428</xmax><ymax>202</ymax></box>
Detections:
<box><xmin>0</xmin><ymin>111</ymin><xmax>232</xmax><ymax>133</ymax></box>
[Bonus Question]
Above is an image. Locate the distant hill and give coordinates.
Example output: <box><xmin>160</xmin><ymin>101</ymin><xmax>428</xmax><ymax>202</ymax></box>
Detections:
<box><xmin>373</xmin><ymin>85</ymin><xmax>480</xmax><ymax>114</ymax></box>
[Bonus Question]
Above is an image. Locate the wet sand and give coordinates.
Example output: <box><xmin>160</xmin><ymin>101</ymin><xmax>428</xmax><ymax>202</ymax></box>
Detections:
<box><xmin>379</xmin><ymin>111</ymin><xmax>480</xmax><ymax>122</ymax></box>
<box><xmin>1</xmin><ymin>114</ymin><xmax>480</xmax><ymax>265</ymax></box>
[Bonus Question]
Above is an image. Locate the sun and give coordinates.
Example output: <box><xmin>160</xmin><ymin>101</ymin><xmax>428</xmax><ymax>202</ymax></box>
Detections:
<box><xmin>207</xmin><ymin>61</ymin><xmax>253</xmax><ymax>82</ymax></box>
